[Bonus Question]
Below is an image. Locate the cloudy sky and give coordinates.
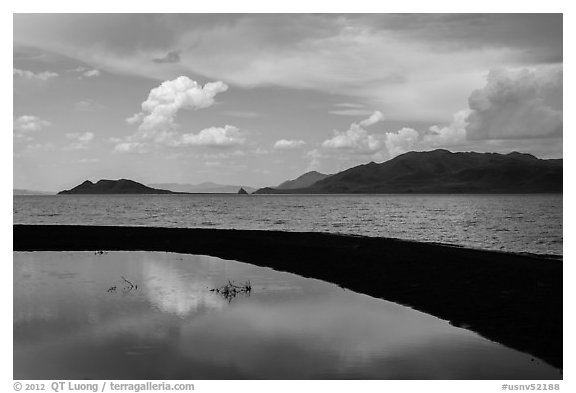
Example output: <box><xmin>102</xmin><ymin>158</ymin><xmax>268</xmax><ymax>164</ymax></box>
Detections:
<box><xmin>13</xmin><ymin>14</ymin><xmax>563</xmax><ymax>191</ymax></box>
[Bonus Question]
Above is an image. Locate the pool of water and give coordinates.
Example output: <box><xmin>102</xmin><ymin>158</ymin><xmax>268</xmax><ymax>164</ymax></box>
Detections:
<box><xmin>13</xmin><ymin>251</ymin><xmax>561</xmax><ymax>379</ymax></box>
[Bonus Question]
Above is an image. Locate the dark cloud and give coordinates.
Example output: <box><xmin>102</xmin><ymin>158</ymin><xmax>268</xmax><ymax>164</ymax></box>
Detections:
<box><xmin>153</xmin><ymin>50</ymin><xmax>181</xmax><ymax>64</ymax></box>
<box><xmin>15</xmin><ymin>14</ymin><xmax>562</xmax><ymax>66</ymax></box>
<box><xmin>355</xmin><ymin>14</ymin><xmax>562</xmax><ymax>64</ymax></box>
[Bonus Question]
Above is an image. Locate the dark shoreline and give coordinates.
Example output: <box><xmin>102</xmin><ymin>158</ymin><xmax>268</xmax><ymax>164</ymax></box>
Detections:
<box><xmin>13</xmin><ymin>224</ymin><xmax>562</xmax><ymax>369</ymax></box>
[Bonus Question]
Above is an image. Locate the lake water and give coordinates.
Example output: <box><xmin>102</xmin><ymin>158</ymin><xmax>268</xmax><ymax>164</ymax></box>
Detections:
<box><xmin>13</xmin><ymin>251</ymin><xmax>560</xmax><ymax>379</ymax></box>
<box><xmin>14</xmin><ymin>194</ymin><xmax>562</xmax><ymax>256</ymax></box>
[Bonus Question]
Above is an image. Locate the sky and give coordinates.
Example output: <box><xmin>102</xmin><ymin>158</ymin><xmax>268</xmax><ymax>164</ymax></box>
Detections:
<box><xmin>13</xmin><ymin>14</ymin><xmax>563</xmax><ymax>191</ymax></box>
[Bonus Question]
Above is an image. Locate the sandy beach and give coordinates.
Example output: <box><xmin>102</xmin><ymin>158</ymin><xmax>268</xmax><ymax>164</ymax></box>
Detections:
<box><xmin>13</xmin><ymin>224</ymin><xmax>562</xmax><ymax>369</ymax></box>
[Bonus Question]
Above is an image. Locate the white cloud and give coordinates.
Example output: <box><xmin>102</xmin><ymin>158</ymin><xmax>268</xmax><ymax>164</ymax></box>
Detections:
<box><xmin>114</xmin><ymin>125</ymin><xmax>245</xmax><ymax>152</ymax></box>
<box><xmin>423</xmin><ymin>110</ymin><xmax>469</xmax><ymax>148</ymax></box>
<box><xmin>14</xmin><ymin>115</ymin><xmax>51</xmax><ymax>132</ymax></box>
<box><xmin>322</xmin><ymin>126</ymin><xmax>382</xmax><ymax>154</ymax></box>
<box><xmin>466</xmin><ymin>65</ymin><xmax>562</xmax><ymax>140</ymax></box>
<box><xmin>128</xmin><ymin>76</ymin><xmax>228</xmax><ymax>134</ymax></box>
<box><xmin>273</xmin><ymin>139</ymin><xmax>306</xmax><ymax>150</ymax></box>
<box><xmin>125</xmin><ymin>113</ymin><xmax>144</xmax><ymax>125</ymax></box>
<box><xmin>178</xmin><ymin>125</ymin><xmax>245</xmax><ymax>148</ymax></box>
<box><xmin>359</xmin><ymin>111</ymin><xmax>384</xmax><ymax>127</ymax></box>
<box><xmin>115</xmin><ymin>76</ymin><xmax>236</xmax><ymax>153</ymax></box>
<box><xmin>13</xmin><ymin>68</ymin><xmax>58</xmax><ymax>81</ymax></box>
<box><xmin>322</xmin><ymin>111</ymin><xmax>384</xmax><ymax>154</ymax></box>
<box><xmin>317</xmin><ymin>107</ymin><xmax>472</xmax><ymax>166</ymax></box>
<box><xmin>381</xmin><ymin>110</ymin><xmax>469</xmax><ymax>158</ymax></box>
<box><xmin>384</xmin><ymin>128</ymin><xmax>420</xmax><ymax>157</ymax></box>
<box><xmin>82</xmin><ymin>69</ymin><xmax>100</xmax><ymax>78</ymax></box>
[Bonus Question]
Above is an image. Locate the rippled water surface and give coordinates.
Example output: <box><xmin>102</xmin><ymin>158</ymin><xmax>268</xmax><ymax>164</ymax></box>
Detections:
<box><xmin>13</xmin><ymin>194</ymin><xmax>562</xmax><ymax>255</ymax></box>
<box><xmin>13</xmin><ymin>251</ymin><xmax>560</xmax><ymax>379</ymax></box>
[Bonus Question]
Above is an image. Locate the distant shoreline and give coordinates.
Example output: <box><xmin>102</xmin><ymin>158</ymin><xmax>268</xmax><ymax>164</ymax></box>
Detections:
<box><xmin>13</xmin><ymin>224</ymin><xmax>562</xmax><ymax>369</ymax></box>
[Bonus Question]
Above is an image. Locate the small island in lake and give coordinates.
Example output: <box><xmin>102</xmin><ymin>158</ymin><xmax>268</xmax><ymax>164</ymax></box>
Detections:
<box><xmin>58</xmin><ymin>179</ymin><xmax>181</xmax><ymax>195</ymax></box>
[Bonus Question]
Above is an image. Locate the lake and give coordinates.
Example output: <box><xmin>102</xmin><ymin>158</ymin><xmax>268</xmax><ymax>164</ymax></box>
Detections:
<box><xmin>14</xmin><ymin>194</ymin><xmax>562</xmax><ymax>256</ymax></box>
<box><xmin>13</xmin><ymin>251</ymin><xmax>560</xmax><ymax>379</ymax></box>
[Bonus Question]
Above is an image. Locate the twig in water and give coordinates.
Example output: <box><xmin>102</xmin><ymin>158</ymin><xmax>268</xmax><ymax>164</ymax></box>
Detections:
<box><xmin>210</xmin><ymin>280</ymin><xmax>252</xmax><ymax>302</ymax></box>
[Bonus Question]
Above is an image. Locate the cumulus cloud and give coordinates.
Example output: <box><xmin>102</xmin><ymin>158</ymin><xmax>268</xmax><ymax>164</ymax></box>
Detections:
<box><xmin>322</xmin><ymin>111</ymin><xmax>384</xmax><ymax>154</ymax></box>
<box><xmin>465</xmin><ymin>66</ymin><xmax>562</xmax><ymax>140</ymax></box>
<box><xmin>374</xmin><ymin>66</ymin><xmax>563</xmax><ymax>158</ymax></box>
<box><xmin>322</xmin><ymin>126</ymin><xmax>382</xmax><ymax>154</ymax></box>
<box><xmin>384</xmin><ymin>128</ymin><xmax>420</xmax><ymax>157</ymax></box>
<box><xmin>178</xmin><ymin>126</ymin><xmax>245</xmax><ymax>148</ymax></box>
<box><xmin>380</xmin><ymin>110</ymin><xmax>469</xmax><ymax>157</ymax></box>
<box><xmin>423</xmin><ymin>110</ymin><xmax>468</xmax><ymax>148</ymax></box>
<box><xmin>14</xmin><ymin>115</ymin><xmax>51</xmax><ymax>132</ymax></box>
<box><xmin>114</xmin><ymin>126</ymin><xmax>244</xmax><ymax>152</ymax></box>
<box><xmin>317</xmin><ymin>65</ymin><xmax>563</xmax><ymax>167</ymax></box>
<box><xmin>114</xmin><ymin>76</ymin><xmax>237</xmax><ymax>153</ymax></box>
<box><xmin>13</xmin><ymin>68</ymin><xmax>58</xmax><ymax>81</ymax></box>
<box><xmin>273</xmin><ymin>139</ymin><xmax>306</xmax><ymax>150</ymax></box>
<box><xmin>128</xmin><ymin>76</ymin><xmax>228</xmax><ymax>134</ymax></box>
<box><xmin>316</xmin><ymin>107</ymin><xmax>473</xmax><ymax>168</ymax></box>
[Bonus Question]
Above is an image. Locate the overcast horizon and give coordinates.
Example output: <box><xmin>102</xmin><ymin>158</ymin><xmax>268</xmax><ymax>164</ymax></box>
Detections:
<box><xmin>13</xmin><ymin>14</ymin><xmax>563</xmax><ymax>192</ymax></box>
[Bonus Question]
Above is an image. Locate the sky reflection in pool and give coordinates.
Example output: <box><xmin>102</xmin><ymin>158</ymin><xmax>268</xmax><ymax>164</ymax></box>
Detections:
<box><xmin>13</xmin><ymin>251</ymin><xmax>560</xmax><ymax>379</ymax></box>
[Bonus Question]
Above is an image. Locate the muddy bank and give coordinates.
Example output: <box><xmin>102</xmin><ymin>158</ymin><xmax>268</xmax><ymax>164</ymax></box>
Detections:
<box><xmin>13</xmin><ymin>224</ymin><xmax>562</xmax><ymax>369</ymax></box>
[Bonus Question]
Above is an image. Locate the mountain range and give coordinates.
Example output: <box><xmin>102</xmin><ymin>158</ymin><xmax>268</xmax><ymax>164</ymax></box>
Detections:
<box><xmin>254</xmin><ymin>150</ymin><xmax>562</xmax><ymax>194</ymax></box>
<box><xmin>51</xmin><ymin>150</ymin><xmax>563</xmax><ymax>195</ymax></box>
<box><xmin>148</xmin><ymin>182</ymin><xmax>256</xmax><ymax>194</ymax></box>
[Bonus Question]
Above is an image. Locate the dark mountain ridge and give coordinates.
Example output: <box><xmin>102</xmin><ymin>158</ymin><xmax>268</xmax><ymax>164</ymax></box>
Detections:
<box><xmin>254</xmin><ymin>150</ymin><xmax>562</xmax><ymax>194</ymax></box>
<box><xmin>58</xmin><ymin>179</ymin><xmax>180</xmax><ymax>195</ymax></box>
